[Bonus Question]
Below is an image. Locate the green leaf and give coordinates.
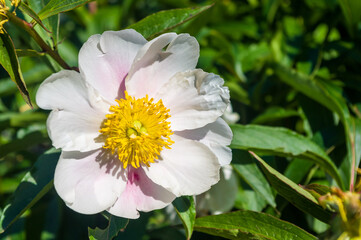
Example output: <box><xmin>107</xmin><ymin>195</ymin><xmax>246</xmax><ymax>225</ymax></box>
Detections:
<box><xmin>88</xmin><ymin>215</ymin><xmax>128</xmax><ymax>240</ymax></box>
<box><xmin>172</xmin><ymin>196</ymin><xmax>196</xmax><ymax>240</ymax></box>
<box><xmin>38</xmin><ymin>0</ymin><xmax>91</xmax><ymax>20</ymax></box>
<box><xmin>194</xmin><ymin>210</ymin><xmax>318</xmax><ymax>240</ymax></box>
<box><xmin>0</xmin><ymin>31</ymin><xmax>32</xmax><ymax>107</ymax></box>
<box><xmin>0</xmin><ymin>149</ymin><xmax>60</xmax><ymax>233</ymax></box>
<box><xmin>230</xmin><ymin>124</ymin><xmax>344</xmax><ymax>189</ymax></box>
<box><xmin>127</xmin><ymin>5</ymin><xmax>213</xmax><ymax>39</ymax></box>
<box><xmin>338</xmin><ymin>0</ymin><xmax>361</xmax><ymax>37</ymax></box>
<box><xmin>18</xmin><ymin>2</ymin><xmax>50</xmax><ymax>32</ymax></box>
<box><xmin>249</xmin><ymin>151</ymin><xmax>333</xmax><ymax>223</ymax></box>
<box><xmin>272</xmin><ymin>62</ymin><xmax>356</xmax><ymax>190</ymax></box>
<box><xmin>251</xmin><ymin>106</ymin><xmax>299</xmax><ymax>124</ymax></box>
<box><xmin>232</xmin><ymin>150</ymin><xmax>276</xmax><ymax>208</ymax></box>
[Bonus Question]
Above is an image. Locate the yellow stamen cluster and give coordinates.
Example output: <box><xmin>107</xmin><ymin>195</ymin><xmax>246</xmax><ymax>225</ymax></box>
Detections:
<box><xmin>99</xmin><ymin>91</ymin><xmax>174</xmax><ymax>169</ymax></box>
<box><xmin>319</xmin><ymin>187</ymin><xmax>361</xmax><ymax>239</ymax></box>
<box><xmin>0</xmin><ymin>0</ymin><xmax>9</xmax><ymax>33</ymax></box>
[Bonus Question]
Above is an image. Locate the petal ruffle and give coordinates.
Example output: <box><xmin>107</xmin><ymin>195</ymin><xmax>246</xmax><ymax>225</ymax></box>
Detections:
<box><xmin>126</xmin><ymin>33</ymin><xmax>199</xmax><ymax>98</ymax></box>
<box><xmin>144</xmin><ymin>137</ymin><xmax>221</xmax><ymax>196</ymax></box>
<box><xmin>108</xmin><ymin>167</ymin><xmax>176</xmax><ymax>219</ymax></box>
<box><xmin>54</xmin><ymin>150</ymin><xmax>127</xmax><ymax>215</ymax></box>
<box><xmin>79</xmin><ymin>30</ymin><xmax>147</xmax><ymax>102</ymax></box>
<box><xmin>174</xmin><ymin>118</ymin><xmax>232</xmax><ymax>166</ymax></box>
<box><xmin>155</xmin><ymin>69</ymin><xmax>230</xmax><ymax>131</ymax></box>
<box><xmin>36</xmin><ymin>70</ymin><xmax>108</xmax><ymax>151</ymax></box>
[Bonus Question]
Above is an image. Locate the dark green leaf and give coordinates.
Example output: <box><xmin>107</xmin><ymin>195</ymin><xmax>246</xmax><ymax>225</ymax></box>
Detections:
<box><xmin>127</xmin><ymin>5</ymin><xmax>213</xmax><ymax>39</ymax></box>
<box><xmin>272</xmin><ymin>62</ymin><xmax>356</xmax><ymax>190</ymax></box>
<box><xmin>194</xmin><ymin>210</ymin><xmax>318</xmax><ymax>240</ymax></box>
<box><xmin>0</xmin><ymin>149</ymin><xmax>60</xmax><ymax>233</ymax></box>
<box><xmin>338</xmin><ymin>0</ymin><xmax>361</xmax><ymax>37</ymax></box>
<box><xmin>232</xmin><ymin>150</ymin><xmax>276</xmax><ymax>207</ymax></box>
<box><xmin>88</xmin><ymin>216</ymin><xmax>128</xmax><ymax>240</ymax></box>
<box><xmin>38</xmin><ymin>0</ymin><xmax>91</xmax><ymax>20</ymax></box>
<box><xmin>18</xmin><ymin>2</ymin><xmax>50</xmax><ymax>32</ymax></box>
<box><xmin>172</xmin><ymin>196</ymin><xmax>195</xmax><ymax>240</ymax></box>
<box><xmin>230</xmin><ymin>124</ymin><xmax>344</xmax><ymax>189</ymax></box>
<box><xmin>249</xmin><ymin>151</ymin><xmax>333</xmax><ymax>223</ymax></box>
<box><xmin>0</xmin><ymin>31</ymin><xmax>32</xmax><ymax>107</ymax></box>
<box><xmin>0</xmin><ymin>131</ymin><xmax>49</xmax><ymax>158</ymax></box>
<box><xmin>251</xmin><ymin>106</ymin><xmax>299</xmax><ymax>124</ymax></box>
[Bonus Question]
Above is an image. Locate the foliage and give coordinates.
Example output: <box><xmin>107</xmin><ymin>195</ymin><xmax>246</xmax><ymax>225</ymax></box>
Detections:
<box><xmin>1</xmin><ymin>0</ymin><xmax>361</xmax><ymax>239</ymax></box>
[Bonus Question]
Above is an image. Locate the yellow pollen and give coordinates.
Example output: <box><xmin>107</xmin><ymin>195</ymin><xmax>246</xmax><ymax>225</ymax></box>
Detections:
<box><xmin>99</xmin><ymin>91</ymin><xmax>174</xmax><ymax>169</ymax></box>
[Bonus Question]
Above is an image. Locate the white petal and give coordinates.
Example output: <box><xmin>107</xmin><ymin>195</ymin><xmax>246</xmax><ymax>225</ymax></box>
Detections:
<box><xmin>155</xmin><ymin>69</ymin><xmax>230</xmax><ymax>131</ymax></box>
<box><xmin>36</xmin><ymin>70</ymin><xmax>108</xmax><ymax>152</ymax></box>
<box><xmin>196</xmin><ymin>165</ymin><xmax>238</xmax><ymax>214</ymax></box>
<box><xmin>79</xmin><ymin>30</ymin><xmax>147</xmax><ymax>102</ymax></box>
<box><xmin>126</xmin><ymin>33</ymin><xmax>199</xmax><ymax>98</ymax></box>
<box><xmin>108</xmin><ymin>167</ymin><xmax>176</xmax><ymax>219</ymax></box>
<box><xmin>144</xmin><ymin>137</ymin><xmax>221</xmax><ymax>196</ymax></box>
<box><xmin>54</xmin><ymin>150</ymin><xmax>127</xmax><ymax>215</ymax></box>
<box><xmin>175</xmin><ymin>118</ymin><xmax>232</xmax><ymax>166</ymax></box>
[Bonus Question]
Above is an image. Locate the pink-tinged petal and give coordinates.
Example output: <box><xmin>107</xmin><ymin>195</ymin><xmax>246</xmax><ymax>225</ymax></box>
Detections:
<box><xmin>79</xmin><ymin>30</ymin><xmax>146</xmax><ymax>102</ymax></box>
<box><xmin>36</xmin><ymin>70</ymin><xmax>109</xmax><ymax>151</ymax></box>
<box><xmin>175</xmin><ymin>118</ymin><xmax>232</xmax><ymax>166</ymax></box>
<box><xmin>144</xmin><ymin>137</ymin><xmax>221</xmax><ymax>196</ymax></box>
<box><xmin>54</xmin><ymin>150</ymin><xmax>127</xmax><ymax>215</ymax></box>
<box><xmin>155</xmin><ymin>69</ymin><xmax>230</xmax><ymax>131</ymax></box>
<box><xmin>126</xmin><ymin>33</ymin><xmax>199</xmax><ymax>98</ymax></box>
<box><xmin>108</xmin><ymin>167</ymin><xmax>176</xmax><ymax>219</ymax></box>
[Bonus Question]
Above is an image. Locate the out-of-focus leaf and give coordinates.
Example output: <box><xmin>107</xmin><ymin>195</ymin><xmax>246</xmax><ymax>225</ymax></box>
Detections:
<box><xmin>232</xmin><ymin>150</ymin><xmax>276</xmax><ymax>207</ymax></box>
<box><xmin>0</xmin><ymin>31</ymin><xmax>32</xmax><ymax>107</ymax></box>
<box><xmin>338</xmin><ymin>0</ymin><xmax>361</xmax><ymax>37</ymax></box>
<box><xmin>128</xmin><ymin>5</ymin><xmax>213</xmax><ymax>39</ymax></box>
<box><xmin>251</xmin><ymin>106</ymin><xmax>299</xmax><ymax>124</ymax></box>
<box><xmin>249</xmin><ymin>151</ymin><xmax>333</xmax><ymax>223</ymax></box>
<box><xmin>234</xmin><ymin>186</ymin><xmax>268</xmax><ymax>212</ymax></box>
<box><xmin>172</xmin><ymin>196</ymin><xmax>195</xmax><ymax>240</ymax></box>
<box><xmin>0</xmin><ymin>149</ymin><xmax>60</xmax><ymax>233</ymax></box>
<box><xmin>284</xmin><ymin>158</ymin><xmax>314</xmax><ymax>183</ymax></box>
<box><xmin>194</xmin><ymin>210</ymin><xmax>318</xmax><ymax>240</ymax></box>
<box><xmin>0</xmin><ymin>112</ymin><xmax>47</xmax><ymax>129</ymax></box>
<box><xmin>18</xmin><ymin>2</ymin><xmax>50</xmax><ymax>32</ymax></box>
<box><xmin>230</xmin><ymin>124</ymin><xmax>344</xmax><ymax>189</ymax></box>
<box><xmin>38</xmin><ymin>0</ymin><xmax>91</xmax><ymax>20</ymax></box>
<box><xmin>0</xmin><ymin>131</ymin><xmax>49</xmax><ymax>158</ymax></box>
<box><xmin>88</xmin><ymin>216</ymin><xmax>128</xmax><ymax>240</ymax></box>
<box><xmin>0</xmin><ymin>64</ymin><xmax>52</xmax><ymax>97</ymax></box>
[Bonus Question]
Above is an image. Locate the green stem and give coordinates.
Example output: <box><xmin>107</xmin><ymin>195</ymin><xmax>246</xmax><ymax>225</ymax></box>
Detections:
<box><xmin>6</xmin><ymin>11</ymin><xmax>71</xmax><ymax>70</ymax></box>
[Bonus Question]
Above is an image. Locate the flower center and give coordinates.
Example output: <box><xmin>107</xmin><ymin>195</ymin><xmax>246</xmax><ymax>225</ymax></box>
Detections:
<box><xmin>99</xmin><ymin>91</ymin><xmax>174</xmax><ymax>169</ymax></box>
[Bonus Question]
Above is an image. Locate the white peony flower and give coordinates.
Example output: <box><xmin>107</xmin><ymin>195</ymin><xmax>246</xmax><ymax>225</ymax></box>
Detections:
<box><xmin>36</xmin><ymin>29</ymin><xmax>232</xmax><ymax>219</ymax></box>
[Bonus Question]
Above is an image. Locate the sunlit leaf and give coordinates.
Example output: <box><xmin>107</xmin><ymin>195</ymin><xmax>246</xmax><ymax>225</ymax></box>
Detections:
<box><xmin>230</xmin><ymin>124</ymin><xmax>344</xmax><ymax>189</ymax></box>
<box><xmin>18</xmin><ymin>2</ymin><xmax>50</xmax><ymax>32</ymax></box>
<box><xmin>128</xmin><ymin>5</ymin><xmax>213</xmax><ymax>39</ymax></box>
<box><xmin>249</xmin><ymin>151</ymin><xmax>333</xmax><ymax>223</ymax></box>
<box><xmin>194</xmin><ymin>210</ymin><xmax>318</xmax><ymax>240</ymax></box>
<box><xmin>172</xmin><ymin>196</ymin><xmax>195</xmax><ymax>240</ymax></box>
<box><xmin>38</xmin><ymin>0</ymin><xmax>92</xmax><ymax>20</ymax></box>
